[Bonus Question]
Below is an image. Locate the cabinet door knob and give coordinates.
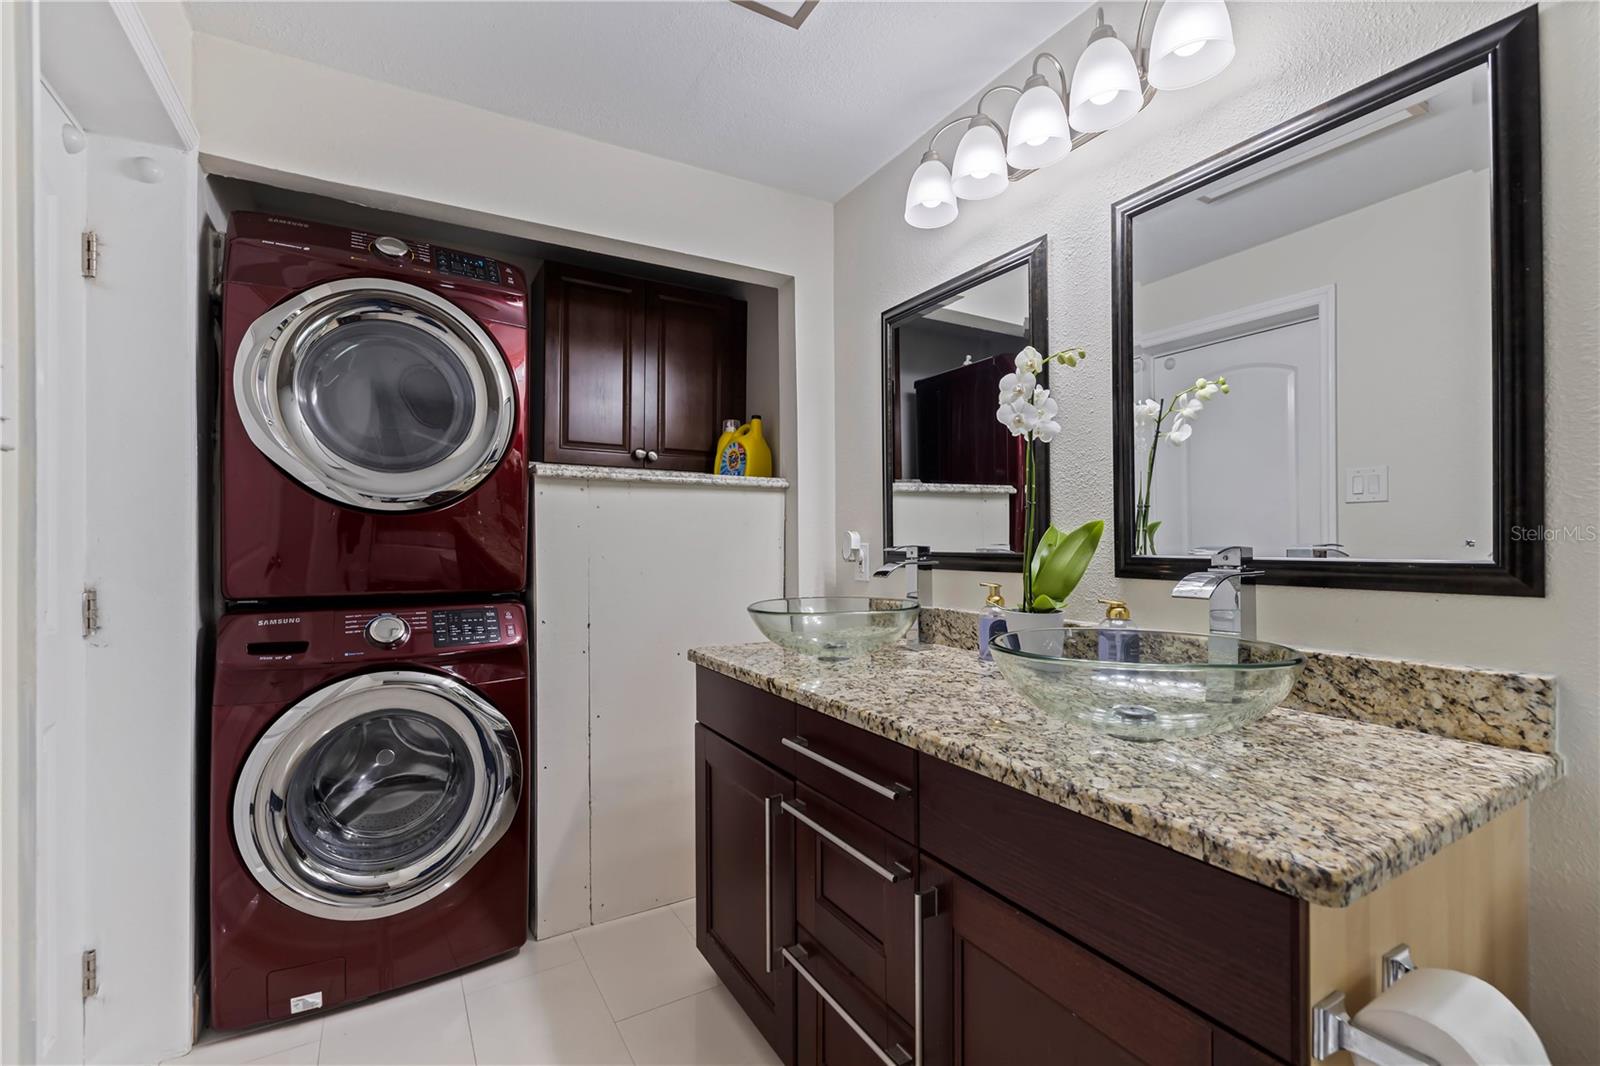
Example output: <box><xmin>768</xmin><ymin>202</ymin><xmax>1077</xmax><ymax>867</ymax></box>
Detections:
<box><xmin>646</xmin><ymin>450</ymin><xmax>660</xmax><ymax>463</ymax></box>
<box><xmin>632</xmin><ymin>448</ymin><xmax>647</xmax><ymax>461</ymax></box>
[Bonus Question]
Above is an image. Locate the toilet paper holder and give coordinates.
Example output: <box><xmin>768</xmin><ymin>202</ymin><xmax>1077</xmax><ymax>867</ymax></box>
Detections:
<box><xmin>1312</xmin><ymin>944</ymin><xmax>1437</xmax><ymax>1065</ymax></box>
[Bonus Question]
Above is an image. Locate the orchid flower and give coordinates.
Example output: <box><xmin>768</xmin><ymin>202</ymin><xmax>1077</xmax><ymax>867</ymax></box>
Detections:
<box><xmin>997</xmin><ymin>370</ymin><xmax>1036</xmax><ymax>405</ymax></box>
<box><xmin>1014</xmin><ymin>346</ymin><xmax>1045</xmax><ymax>376</ymax></box>
<box><xmin>1166</xmin><ymin>419</ymin><xmax>1193</xmax><ymax>445</ymax></box>
<box><xmin>1134</xmin><ymin>398</ymin><xmax>1161</xmax><ymax>424</ymax></box>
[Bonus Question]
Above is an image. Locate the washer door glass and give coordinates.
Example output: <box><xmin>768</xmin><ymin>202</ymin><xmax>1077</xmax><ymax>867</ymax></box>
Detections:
<box><xmin>286</xmin><ymin>709</ymin><xmax>475</xmax><ymax>874</ymax></box>
<box><xmin>234</xmin><ymin>670</ymin><xmax>521</xmax><ymax>921</ymax></box>
<box><xmin>234</xmin><ymin>278</ymin><xmax>517</xmax><ymax>512</ymax></box>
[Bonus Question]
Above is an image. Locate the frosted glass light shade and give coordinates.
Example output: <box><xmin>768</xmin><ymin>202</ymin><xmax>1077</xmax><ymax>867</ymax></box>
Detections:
<box><xmin>951</xmin><ymin>122</ymin><xmax>1009</xmax><ymax>200</ymax></box>
<box><xmin>1005</xmin><ymin>79</ymin><xmax>1072</xmax><ymax>169</ymax></box>
<box><xmin>1148</xmin><ymin>0</ymin><xmax>1235</xmax><ymax>90</ymax></box>
<box><xmin>1068</xmin><ymin>33</ymin><xmax>1142</xmax><ymax>132</ymax></box>
<box><xmin>904</xmin><ymin>153</ymin><xmax>958</xmax><ymax>228</ymax></box>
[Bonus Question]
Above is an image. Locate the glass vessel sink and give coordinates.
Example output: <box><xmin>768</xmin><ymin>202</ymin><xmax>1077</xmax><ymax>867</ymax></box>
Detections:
<box><xmin>990</xmin><ymin>627</ymin><xmax>1305</xmax><ymax>741</ymax></box>
<box><xmin>748</xmin><ymin>597</ymin><xmax>919</xmax><ymax>661</ymax></box>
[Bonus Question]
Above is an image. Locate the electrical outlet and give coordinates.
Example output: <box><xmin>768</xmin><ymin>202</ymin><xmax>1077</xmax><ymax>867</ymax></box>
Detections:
<box><xmin>842</xmin><ymin>531</ymin><xmax>871</xmax><ymax>582</ymax></box>
<box><xmin>853</xmin><ymin>540</ymin><xmax>870</xmax><ymax>581</ymax></box>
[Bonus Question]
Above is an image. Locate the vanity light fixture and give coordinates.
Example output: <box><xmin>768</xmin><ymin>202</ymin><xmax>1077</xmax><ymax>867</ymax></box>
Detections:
<box><xmin>1147</xmin><ymin>0</ymin><xmax>1236</xmax><ymax>90</ymax></box>
<box><xmin>902</xmin><ymin>0</ymin><xmax>1237</xmax><ymax>229</ymax></box>
<box><xmin>904</xmin><ymin>150</ymin><xmax>959</xmax><ymax>228</ymax></box>
<box><xmin>1068</xmin><ymin>13</ymin><xmax>1144</xmax><ymax>132</ymax></box>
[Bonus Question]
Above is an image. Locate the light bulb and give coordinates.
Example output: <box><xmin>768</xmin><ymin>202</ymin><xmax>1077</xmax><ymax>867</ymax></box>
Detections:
<box><xmin>1148</xmin><ymin>0</ymin><xmax>1236</xmax><ymax>91</ymax></box>
<box><xmin>1005</xmin><ymin>75</ymin><xmax>1072</xmax><ymax>170</ymax></box>
<box><xmin>904</xmin><ymin>151</ymin><xmax>958</xmax><ymax>228</ymax></box>
<box><xmin>1068</xmin><ymin>31</ymin><xmax>1142</xmax><ymax>133</ymax></box>
<box><xmin>951</xmin><ymin>121</ymin><xmax>1009</xmax><ymax>200</ymax></box>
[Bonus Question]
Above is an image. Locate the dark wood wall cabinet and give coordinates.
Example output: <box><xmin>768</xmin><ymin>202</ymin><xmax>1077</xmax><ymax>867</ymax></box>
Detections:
<box><xmin>538</xmin><ymin>262</ymin><xmax>746</xmax><ymax>471</ymax></box>
<box><xmin>695</xmin><ymin>667</ymin><xmax>1309</xmax><ymax>1066</ymax></box>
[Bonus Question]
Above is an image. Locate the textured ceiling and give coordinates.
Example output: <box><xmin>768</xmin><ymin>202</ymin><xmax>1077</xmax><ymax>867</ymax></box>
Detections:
<box><xmin>184</xmin><ymin>0</ymin><xmax>1090</xmax><ymax>201</ymax></box>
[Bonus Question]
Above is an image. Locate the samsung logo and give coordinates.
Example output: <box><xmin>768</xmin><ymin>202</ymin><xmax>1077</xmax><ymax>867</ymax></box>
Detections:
<box><xmin>256</xmin><ymin>617</ymin><xmax>301</xmax><ymax>626</ymax></box>
<box><xmin>266</xmin><ymin>217</ymin><xmax>310</xmax><ymax>228</ymax></box>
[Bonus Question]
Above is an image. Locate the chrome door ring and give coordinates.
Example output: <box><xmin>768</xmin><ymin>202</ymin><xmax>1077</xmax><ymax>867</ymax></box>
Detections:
<box><xmin>233</xmin><ymin>669</ymin><xmax>522</xmax><ymax>921</ymax></box>
<box><xmin>234</xmin><ymin>277</ymin><xmax>516</xmax><ymax>512</ymax></box>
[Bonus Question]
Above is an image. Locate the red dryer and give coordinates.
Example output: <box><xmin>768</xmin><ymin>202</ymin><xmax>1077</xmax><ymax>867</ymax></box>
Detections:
<box><xmin>220</xmin><ymin>212</ymin><xmax>528</xmax><ymax>602</ymax></box>
<box><xmin>209</xmin><ymin>603</ymin><xmax>529</xmax><ymax>1030</ymax></box>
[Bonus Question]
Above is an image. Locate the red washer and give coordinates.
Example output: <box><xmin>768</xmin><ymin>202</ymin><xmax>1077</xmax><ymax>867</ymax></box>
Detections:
<box><xmin>209</xmin><ymin>603</ymin><xmax>529</xmax><ymax>1031</ymax></box>
<box><xmin>220</xmin><ymin>212</ymin><xmax>528</xmax><ymax>602</ymax></box>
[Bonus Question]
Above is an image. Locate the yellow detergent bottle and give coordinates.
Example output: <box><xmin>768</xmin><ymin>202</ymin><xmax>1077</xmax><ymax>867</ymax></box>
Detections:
<box><xmin>712</xmin><ymin>419</ymin><xmax>740</xmax><ymax>475</ymax></box>
<box><xmin>716</xmin><ymin>416</ymin><xmax>773</xmax><ymax>477</ymax></box>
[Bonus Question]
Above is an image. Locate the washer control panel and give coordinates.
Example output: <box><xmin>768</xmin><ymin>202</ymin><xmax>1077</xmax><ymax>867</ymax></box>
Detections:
<box><xmin>364</xmin><ymin>613</ymin><xmax>412</xmax><ymax>648</ymax></box>
<box><xmin>431</xmin><ymin>607</ymin><xmax>502</xmax><ymax>648</ymax></box>
<box><xmin>371</xmin><ymin>235</ymin><xmax>412</xmax><ymax>259</ymax></box>
<box><xmin>435</xmin><ymin>246</ymin><xmax>504</xmax><ymax>284</ymax></box>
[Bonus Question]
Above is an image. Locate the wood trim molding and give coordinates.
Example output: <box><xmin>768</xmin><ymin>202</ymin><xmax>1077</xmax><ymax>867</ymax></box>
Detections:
<box><xmin>108</xmin><ymin>0</ymin><xmax>198</xmax><ymax>151</ymax></box>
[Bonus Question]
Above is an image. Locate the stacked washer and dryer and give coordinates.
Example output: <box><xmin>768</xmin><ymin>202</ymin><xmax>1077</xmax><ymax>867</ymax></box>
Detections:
<box><xmin>210</xmin><ymin>213</ymin><xmax>532</xmax><ymax>1030</ymax></box>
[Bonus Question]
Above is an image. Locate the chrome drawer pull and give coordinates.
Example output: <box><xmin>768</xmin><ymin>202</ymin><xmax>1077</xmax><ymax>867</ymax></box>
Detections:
<box><xmin>780</xmin><ymin>800</ymin><xmax>909</xmax><ymax>883</ymax></box>
<box><xmin>913</xmin><ymin>888</ymin><xmax>937</xmax><ymax>1066</ymax></box>
<box><xmin>782</xmin><ymin>945</ymin><xmax>912</xmax><ymax>1066</ymax></box>
<box><xmin>782</xmin><ymin>736</ymin><xmax>910</xmax><ymax>801</ymax></box>
<box><xmin>763</xmin><ymin>794</ymin><xmax>779</xmax><ymax>975</ymax></box>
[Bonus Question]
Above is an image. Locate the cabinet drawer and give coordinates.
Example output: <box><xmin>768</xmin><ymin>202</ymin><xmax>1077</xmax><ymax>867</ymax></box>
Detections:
<box><xmin>790</xmin><ymin>707</ymin><xmax>916</xmax><ymax>841</ymax></box>
<box><xmin>918</xmin><ymin>756</ymin><xmax>1306</xmax><ymax>1063</ymax></box>
<box><xmin>788</xmin><ymin>941</ymin><xmax>915</xmax><ymax>1066</ymax></box>
<box><xmin>697</xmin><ymin>668</ymin><xmax>797</xmax><ymax>772</ymax></box>
<box><xmin>792</xmin><ymin>784</ymin><xmax>916</xmax><ymax>1024</ymax></box>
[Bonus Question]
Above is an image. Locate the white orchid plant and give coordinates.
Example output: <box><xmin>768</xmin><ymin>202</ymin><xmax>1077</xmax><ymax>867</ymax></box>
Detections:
<box><xmin>996</xmin><ymin>346</ymin><xmax>1104</xmax><ymax>612</ymax></box>
<box><xmin>1133</xmin><ymin>375</ymin><xmax>1231</xmax><ymax>554</ymax></box>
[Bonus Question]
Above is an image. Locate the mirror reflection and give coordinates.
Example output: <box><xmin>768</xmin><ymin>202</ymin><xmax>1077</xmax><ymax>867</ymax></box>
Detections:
<box><xmin>890</xmin><ymin>264</ymin><xmax>1033</xmax><ymax>556</ymax></box>
<box><xmin>1130</xmin><ymin>65</ymin><xmax>1493</xmax><ymax>562</ymax></box>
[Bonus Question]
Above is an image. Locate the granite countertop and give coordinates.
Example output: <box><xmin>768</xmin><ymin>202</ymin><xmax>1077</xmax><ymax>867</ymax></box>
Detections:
<box><xmin>532</xmin><ymin>462</ymin><xmax>789</xmax><ymax>490</ymax></box>
<box><xmin>687</xmin><ymin>640</ymin><xmax>1560</xmax><ymax>907</ymax></box>
<box><xmin>892</xmin><ymin>480</ymin><xmax>1017</xmax><ymax>495</ymax></box>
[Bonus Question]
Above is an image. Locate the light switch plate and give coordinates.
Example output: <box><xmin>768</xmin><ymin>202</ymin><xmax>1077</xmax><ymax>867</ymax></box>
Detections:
<box><xmin>1345</xmin><ymin>465</ymin><xmax>1389</xmax><ymax>503</ymax></box>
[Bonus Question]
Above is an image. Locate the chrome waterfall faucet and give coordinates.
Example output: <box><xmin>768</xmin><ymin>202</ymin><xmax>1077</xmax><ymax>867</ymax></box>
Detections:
<box><xmin>1171</xmin><ymin>546</ymin><xmax>1265</xmax><ymax>640</ymax></box>
<box><xmin>875</xmin><ymin>545</ymin><xmax>934</xmax><ymax>648</ymax></box>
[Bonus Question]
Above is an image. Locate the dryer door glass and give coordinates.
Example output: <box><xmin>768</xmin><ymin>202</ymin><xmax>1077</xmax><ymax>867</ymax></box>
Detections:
<box><xmin>234</xmin><ymin>278</ymin><xmax>517</xmax><ymax>512</ymax></box>
<box><xmin>295</xmin><ymin>321</ymin><xmax>478</xmax><ymax>475</ymax></box>
<box><xmin>234</xmin><ymin>670</ymin><xmax>522</xmax><ymax>921</ymax></box>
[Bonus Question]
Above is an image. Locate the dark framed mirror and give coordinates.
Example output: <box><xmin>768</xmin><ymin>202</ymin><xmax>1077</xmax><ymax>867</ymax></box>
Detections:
<box><xmin>1111</xmin><ymin>10</ymin><xmax>1542</xmax><ymax>595</ymax></box>
<box><xmin>882</xmin><ymin>237</ymin><xmax>1049</xmax><ymax>571</ymax></box>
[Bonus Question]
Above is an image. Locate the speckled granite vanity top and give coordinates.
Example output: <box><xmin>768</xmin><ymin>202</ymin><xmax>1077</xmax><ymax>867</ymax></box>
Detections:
<box><xmin>687</xmin><ymin>640</ymin><xmax>1560</xmax><ymax>907</ymax></box>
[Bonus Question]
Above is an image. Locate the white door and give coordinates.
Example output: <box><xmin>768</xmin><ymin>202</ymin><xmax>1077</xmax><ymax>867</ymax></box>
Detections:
<box><xmin>33</xmin><ymin>85</ymin><xmax>89</xmax><ymax>1066</ymax></box>
<box><xmin>1141</xmin><ymin>317</ymin><xmax>1335</xmax><ymax>556</ymax></box>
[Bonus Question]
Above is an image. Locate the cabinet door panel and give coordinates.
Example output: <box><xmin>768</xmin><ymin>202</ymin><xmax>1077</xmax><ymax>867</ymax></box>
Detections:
<box><xmin>920</xmin><ymin>858</ymin><xmax>1214</xmax><ymax>1066</ymax></box>
<box><xmin>642</xmin><ymin>284</ymin><xmax>746</xmax><ymax>471</ymax></box>
<box><xmin>543</xmin><ymin>266</ymin><xmax>645</xmax><ymax>465</ymax></box>
<box><xmin>792</xmin><ymin>944</ymin><xmax>915</xmax><ymax>1066</ymax></box>
<box><xmin>794</xmin><ymin>785</ymin><xmax>916</xmax><ymax>1023</ymax></box>
<box><xmin>696</xmin><ymin>726</ymin><xmax>795</xmax><ymax>1063</ymax></box>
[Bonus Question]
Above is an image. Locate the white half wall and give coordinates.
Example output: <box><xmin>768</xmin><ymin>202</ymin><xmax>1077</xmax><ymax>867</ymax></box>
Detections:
<box><xmin>832</xmin><ymin>2</ymin><xmax>1599</xmax><ymax>1059</ymax></box>
<box><xmin>191</xmin><ymin>32</ymin><xmax>836</xmax><ymax>595</ymax></box>
<box><xmin>533</xmin><ymin>475</ymin><xmax>785</xmax><ymax>937</ymax></box>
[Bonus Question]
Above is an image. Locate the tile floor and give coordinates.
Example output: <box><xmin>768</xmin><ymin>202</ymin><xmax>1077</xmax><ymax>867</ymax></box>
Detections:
<box><xmin>168</xmin><ymin>899</ymin><xmax>780</xmax><ymax>1066</ymax></box>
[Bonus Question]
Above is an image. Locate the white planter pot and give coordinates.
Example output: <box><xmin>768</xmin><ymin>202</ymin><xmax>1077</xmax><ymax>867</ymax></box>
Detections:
<box><xmin>999</xmin><ymin>608</ymin><xmax>1066</xmax><ymax>633</ymax></box>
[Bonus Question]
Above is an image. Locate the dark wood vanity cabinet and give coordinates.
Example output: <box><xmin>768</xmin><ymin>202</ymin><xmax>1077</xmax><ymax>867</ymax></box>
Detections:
<box><xmin>695</xmin><ymin>668</ymin><xmax>1301</xmax><ymax>1066</ymax></box>
<box><xmin>695</xmin><ymin>724</ymin><xmax>796</xmax><ymax>1057</ymax></box>
<box><xmin>539</xmin><ymin>263</ymin><xmax>746</xmax><ymax>471</ymax></box>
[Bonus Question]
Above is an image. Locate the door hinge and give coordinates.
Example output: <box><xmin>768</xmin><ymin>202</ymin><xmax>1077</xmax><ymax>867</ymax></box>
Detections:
<box><xmin>81</xmin><ymin>231</ymin><xmax>99</xmax><ymax>279</ymax></box>
<box><xmin>81</xmin><ymin>949</ymin><xmax>98</xmax><ymax>998</ymax></box>
<box><xmin>82</xmin><ymin>587</ymin><xmax>100</xmax><ymax>637</ymax></box>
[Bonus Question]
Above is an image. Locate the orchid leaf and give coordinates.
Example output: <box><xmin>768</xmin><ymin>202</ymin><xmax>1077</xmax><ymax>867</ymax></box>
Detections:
<box><xmin>1029</xmin><ymin>519</ymin><xmax>1104</xmax><ymax>607</ymax></box>
<box><xmin>1146</xmin><ymin>520</ymin><xmax>1162</xmax><ymax>537</ymax></box>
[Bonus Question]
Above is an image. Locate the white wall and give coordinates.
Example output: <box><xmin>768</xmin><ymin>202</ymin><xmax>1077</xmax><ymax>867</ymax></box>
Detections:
<box><xmin>1136</xmin><ymin>168</ymin><xmax>1495</xmax><ymax>561</ymax></box>
<box><xmin>833</xmin><ymin>3</ymin><xmax>1599</xmax><ymax>1059</ymax></box>
<box><xmin>533</xmin><ymin>477</ymin><xmax>785</xmax><ymax>937</ymax></box>
<box><xmin>191</xmin><ymin>32</ymin><xmax>836</xmax><ymax>595</ymax></box>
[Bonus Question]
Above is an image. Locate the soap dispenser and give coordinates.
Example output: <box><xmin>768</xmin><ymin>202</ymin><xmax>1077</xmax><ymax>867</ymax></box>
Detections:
<box><xmin>978</xmin><ymin>583</ymin><xmax>1008</xmax><ymax>662</ymax></box>
<box><xmin>1097</xmin><ymin>598</ymin><xmax>1141</xmax><ymax>663</ymax></box>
